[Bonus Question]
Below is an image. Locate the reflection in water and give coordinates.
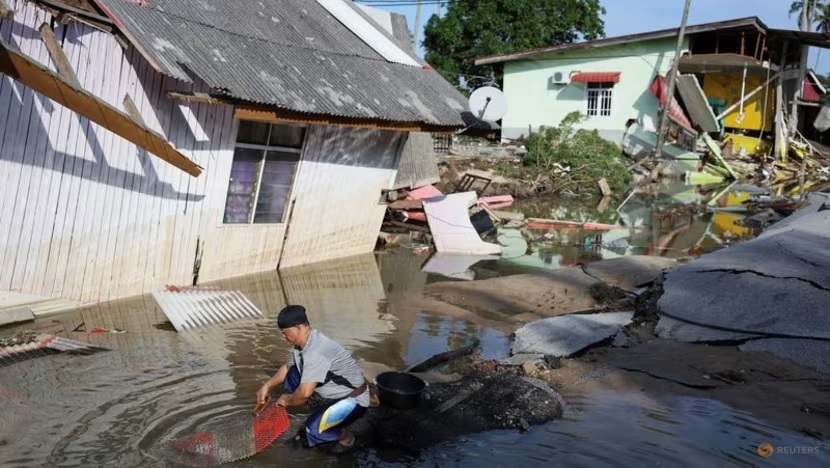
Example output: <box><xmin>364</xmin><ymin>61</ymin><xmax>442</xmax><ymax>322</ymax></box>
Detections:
<box><xmin>469</xmin><ymin>180</ymin><xmax>765</xmax><ymax>275</ymax></box>
<box><xmin>0</xmin><ymin>249</ymin><xmax>824</xmax><ymax>467</ymax></box>
<box><xmin>399</xmin><ymin>390</ymin><xmax>829</xmax><ymax>467</ymax></box>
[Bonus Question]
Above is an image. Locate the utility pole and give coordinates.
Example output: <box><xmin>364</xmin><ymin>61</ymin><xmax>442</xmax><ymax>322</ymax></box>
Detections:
<box><xmin>412</xmin><ymin>0</ymin><xmax>423</xmax><ymax>52</ymax></box>
<box><xmin>790</xmin><ymin>1</ymin><xmax>814</xmax><ymax>136</ymax></box>
<box><xmin>793</xmin><ymin>1</ymin><xmax>815</xmax><ymax>200</ymax></box>
<box><xmin>654</xmin><ymin>0</ymin><xmax>692</xmax><ymax>159</ymax></box>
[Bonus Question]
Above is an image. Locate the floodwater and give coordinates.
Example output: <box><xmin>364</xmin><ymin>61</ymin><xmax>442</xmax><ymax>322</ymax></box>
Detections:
<box><xmin>481</xmin><ymin>179</ymin><xmax>765</xmax><ymax>274</ymax></box>
<box><xmin>1</xmin><ymin>183</ymin><xmax>828</xmax><ymax>467</ymax></box>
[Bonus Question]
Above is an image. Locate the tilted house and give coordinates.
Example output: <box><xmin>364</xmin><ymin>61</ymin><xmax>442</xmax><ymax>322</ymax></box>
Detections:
<box><xmin>0</xmin><ymin>0</ymin><xmax>469</xmax><ymax>305</ymax></box>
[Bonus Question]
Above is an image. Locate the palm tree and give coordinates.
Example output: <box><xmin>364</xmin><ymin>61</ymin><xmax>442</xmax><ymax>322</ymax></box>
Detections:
<box><xmin>812</xmin><ymin>4</ymin><xmax>830</xmax><ymax>67</ymax></box>
<box><xmin>790</xmin><ymin>0</ymin><xmax>822</xmax><ymax>29</ymax></box>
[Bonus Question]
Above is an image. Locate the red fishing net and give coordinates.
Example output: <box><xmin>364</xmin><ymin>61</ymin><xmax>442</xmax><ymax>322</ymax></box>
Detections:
<box><xmin>166</xmin><ymin>403</ymin><xmax>291</xmax><ymax>466</ymax></box>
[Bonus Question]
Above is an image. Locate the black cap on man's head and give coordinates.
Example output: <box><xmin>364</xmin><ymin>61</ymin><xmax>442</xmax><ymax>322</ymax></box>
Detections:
<box><xmin>277</xmin><ymin>305</ymin><xmax>308</xmax><ymax>329</ymax></box>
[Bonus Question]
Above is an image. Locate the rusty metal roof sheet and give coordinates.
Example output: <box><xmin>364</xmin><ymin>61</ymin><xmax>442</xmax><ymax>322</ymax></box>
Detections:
<box><xmin>92</xmin><ymin>0</ymin><xmax>467</xmax><ymax>127</ymax></box>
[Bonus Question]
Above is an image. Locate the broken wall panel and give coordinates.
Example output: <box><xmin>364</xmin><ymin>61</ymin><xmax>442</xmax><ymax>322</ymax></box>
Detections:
<box><xmin>392</xmin><ymin>132</ymin><xmax>440</xmax><ymax>190</ymax></box>
<box><xmin>702</xmin><ymin>72</ymin><xmax>775</xmax><ymax>132</ymax></box>
<box><xmin>278</xmin><ymin>125</ymin><xmax>406</xmax><ymax>268</ymax></box>
<box><xmin>676</xmin><ymin>74</ymin><xmax>720</xmax><ymax>132</ymax></box>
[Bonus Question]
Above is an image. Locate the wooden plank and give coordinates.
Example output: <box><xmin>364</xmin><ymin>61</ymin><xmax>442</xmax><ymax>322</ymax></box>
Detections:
<box><xmin>46</xmin><ymin>14</ymin><xmax>85</xmax><ymax>297</ymax></box>
<box><xmin>598</xmin><ymin>177</ymin><xmax>612</xmax><ymax>197</ymax></box>
<box><xmin>38</xmin><ymin>22</ymin><xmax>78</xmax><ymax>85</ymax></box>
<box><xmin>233</xmin><ymin>106</ymin><xmax>458</xmax><ymax>134</ymax></box>
<box><xmin>35</xmin><ymin>20</ymin><xmax>72</xmax><ymax>296</ymax></box>
<box><xmin>66</xmin><ymin>25</ymin><xmax>100</xmax><ymax>302</ymax></box>
<box><xmin>167</xmin><ymin>91</ymin><xmax>226</xmax><ymax>104</ymax></box>
<box><xmin>101</xmin><ymin>46</ymin><xmax>138</xmax><ymax>301</ymax></box>
<box><xmin>0</xmin><ymin>3</ymin><xmax>43</xmax><ymax>291</ymax></box>
<box><xmin>21</xmin><ymin>11</ymin><xmax>62</xmax><ymax>295</ymax></box>
<box><xmin>0</xmin><ymin>7</ymin><xmax>22</xmax><ymax>279</ymax></box>
<box><xmin>122</xmin><ymin>92</ymin><xmax>143</xmax><ymax>123</ymax></box>
<box><xmin>112</xmin><ymin>46</ymin><xmax>147</xmax><ymax>298</ymax></box>
<box><xmin>11</xmin><ymin>5</ymin><xmax>54</xmax><ymax>293</ymax></box>
<box><xmin>86</xmin><ymin>30</ymin><xmax>121</xmax><ymax>303</ymax></box>
<box><xmin>0</xmin><ymin>39</ymin><xmax>203</xmax><ymax>176</ymax></box>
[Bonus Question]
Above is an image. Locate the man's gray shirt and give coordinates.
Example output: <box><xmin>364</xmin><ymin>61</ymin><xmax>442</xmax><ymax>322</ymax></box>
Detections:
<box><xmin>289</xmin><ymin>329</ymin><xmax>369</xmax><ymax>407</ymax></box>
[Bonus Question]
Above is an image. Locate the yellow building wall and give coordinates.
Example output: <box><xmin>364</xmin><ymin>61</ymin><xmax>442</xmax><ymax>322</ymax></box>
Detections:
<box><xmin>702</xmin><ymin>73</ymin><xmax>774</xmax><ymax>132</ymax></box>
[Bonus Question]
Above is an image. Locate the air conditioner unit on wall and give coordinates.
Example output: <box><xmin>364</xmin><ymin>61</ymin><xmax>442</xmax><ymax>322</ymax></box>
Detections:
<box><xmin>551</xmin><ymin>71</ymin><xmax>571</xmax><ymax>84</ymax></box>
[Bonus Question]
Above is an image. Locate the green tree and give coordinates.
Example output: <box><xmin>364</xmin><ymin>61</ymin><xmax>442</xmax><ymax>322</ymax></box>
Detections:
<box><xmin>422</xmin><ymin>0</ymin><xmax>606</xmax><ymax>91</ymax></box>
<box><xmin>815</xmin><ymin>2</ymin><xmax>830</xmax><ymax>31</ymax></box>
<box><xmin>789</xmin><ymin>0</ymin><xmax>822</xmax><ymax>29</ymax></box>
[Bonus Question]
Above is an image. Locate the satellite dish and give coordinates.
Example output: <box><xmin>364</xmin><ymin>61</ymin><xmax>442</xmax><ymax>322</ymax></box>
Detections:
<box><xmin>468</xmin><ymin>86</ymin><xmax>507</xmax><ymax>122</ymax></box>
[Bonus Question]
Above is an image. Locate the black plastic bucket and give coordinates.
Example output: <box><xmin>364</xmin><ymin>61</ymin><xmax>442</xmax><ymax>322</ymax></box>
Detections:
<box><xmin>375</xmin><ymin>371</ymin><xmax>426</xmax><ymax>410</ymax></box>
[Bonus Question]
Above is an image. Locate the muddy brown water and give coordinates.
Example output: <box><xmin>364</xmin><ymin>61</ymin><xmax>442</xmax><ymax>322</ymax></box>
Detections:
<box><xmin>1</xmin><ymin>186</ymin><xmax>828</xmax><ymax>466</ymax></box>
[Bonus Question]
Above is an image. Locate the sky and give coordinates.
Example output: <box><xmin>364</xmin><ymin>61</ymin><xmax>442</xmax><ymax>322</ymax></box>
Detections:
<box><xmin>354</xmin><ymin>0</ymin><xmax>830</xmax><ymax>74</ymax></box>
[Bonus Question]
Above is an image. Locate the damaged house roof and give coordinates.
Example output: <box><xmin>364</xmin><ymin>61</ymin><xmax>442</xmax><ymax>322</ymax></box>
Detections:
<box><xmin>476</xmin><ymin>16</ymin><xmax>830</xmax><ymax>66</ymax></box>
<box><xmin>88</xmin><ymin>0</ymin><xmax>468</xmax><ymax>129</ymax></box>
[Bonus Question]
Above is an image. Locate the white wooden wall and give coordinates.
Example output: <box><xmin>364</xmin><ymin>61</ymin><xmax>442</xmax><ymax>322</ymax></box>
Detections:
<box><xmin>279</xmin><ymin>125</ymin><xmax>405</xmax><ymax>268</ymax></box>
<box><xmin>0</xmin><ymin>1</ymin><xmax>286</xmax><ymax>303</ymax></box>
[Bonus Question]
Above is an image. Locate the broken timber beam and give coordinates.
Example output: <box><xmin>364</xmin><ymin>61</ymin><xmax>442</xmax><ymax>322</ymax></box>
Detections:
<box><xmin>715</xmin><ymin>72</ymin><xmax>779</xmax><ymax>121</ymax></box>
<box><xmin>167</xmin><ymin>91</ymin><xmax>228</xmax><ymax>104</ymax></box>
<box><xmin>0</xmin><ymin>2</ymin><xmax>14</xmax><ymax>19</ymax></box>
<box><xmin>0</xmin><ymin>38</ymin><xmax>202</xmax><ymax>176</ymax></box>
<box><xmin>122</xmin><ymin>94</ymin><xmax>144</xmax><ymax>124</ymax></box>
<box><xmin>38</xmin><ymin>22</ymin><xmax>79</xmax><ymax>86</ymax></box>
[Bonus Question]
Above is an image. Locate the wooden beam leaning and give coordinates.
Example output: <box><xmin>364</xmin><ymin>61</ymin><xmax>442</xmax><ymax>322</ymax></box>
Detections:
<box><xmin>38</xmin><ymin>22</ymin><xmax>80</xmax><ymax>86</ymax></box>
<box><xmin>0</xmin><ymin>38</ymin><xmax>202</xmax><ymax>176</ymax></box>
<box><xmin>715</xmin><ymin>72</ymin><xmax>780</xmax><ymax>121</ymax></box>
<box><xmin>0</xmin><ymin>1</ymin><xmax>15</xmax><ymax>19</ymax></box>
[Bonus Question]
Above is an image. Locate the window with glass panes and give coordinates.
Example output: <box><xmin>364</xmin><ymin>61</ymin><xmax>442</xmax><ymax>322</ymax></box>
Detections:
<box><xmin>586</xmin><ymin>82</ymin><xmax>613</xmax><ymax>117</ymax></box>
<box><xmin>223</xmin><ymin>121</ymin><xmax>305</xmax><ymax>224</ymax></box>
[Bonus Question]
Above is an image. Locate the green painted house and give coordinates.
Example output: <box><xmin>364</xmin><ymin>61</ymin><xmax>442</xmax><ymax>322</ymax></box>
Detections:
<box><xmin>474</xmin><ymin>17</ymin><xmax>784</xmax><ymax>147</ymax></box>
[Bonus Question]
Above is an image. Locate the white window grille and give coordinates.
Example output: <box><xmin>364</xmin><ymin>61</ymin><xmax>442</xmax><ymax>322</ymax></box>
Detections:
<box><xmin>223</xmin><ymin>121</ymin><xmax>305</xmax><ymax>224</ymax></box>
<box><xmin>586</xmin><ymin>82</ymin><xmax>614</xmax><ymax>117</ymax></box>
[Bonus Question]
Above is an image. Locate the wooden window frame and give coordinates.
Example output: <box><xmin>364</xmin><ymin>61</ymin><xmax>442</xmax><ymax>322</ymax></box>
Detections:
<box><xmin>223</xmin><ymin>121</ymin><xmax>306</xmax><ymax>225</ymax></box>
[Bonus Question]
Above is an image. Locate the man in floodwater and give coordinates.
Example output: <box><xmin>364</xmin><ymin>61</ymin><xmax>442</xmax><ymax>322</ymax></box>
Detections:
<box><xmin>256</xmin><ymin>305</ymin><xmax>369</xmax><ymax>453</ymax></box>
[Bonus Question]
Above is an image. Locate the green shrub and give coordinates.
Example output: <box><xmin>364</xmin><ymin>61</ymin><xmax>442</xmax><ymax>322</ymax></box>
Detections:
<box><xmin>524</xmin><ymin>112</ymin><xmax>631</xmax><ymax>194</ymax></box>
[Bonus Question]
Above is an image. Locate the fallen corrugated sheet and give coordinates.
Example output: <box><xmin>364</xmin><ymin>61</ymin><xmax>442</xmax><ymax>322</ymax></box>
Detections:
<box><xmin>423</xmin><ymin>192</ymin><xmax>502</xmax><ymax>255</ymax></box>
<box><xmin>676</xmin><ymin>74</ymin><xmax>720</xmax><ymax>133</ymax></box>
<box><xmin>151</xmin><ymin>286</ymin><xmax>264</xmax><ymax>332</ymax></box>
<box><xmin>650</xmin><ymin>74</ymin><xmax>693</xmax><ymax>130</ymax></box>
<box><xmin>93</xmin><ymin>0</ymin><xmax>467</xmax><ymax>127</ymax></box>
<box><xmin>0</xmin><ymin>334</ymin><xmax>108</xmax><ymax>366</ymax></box>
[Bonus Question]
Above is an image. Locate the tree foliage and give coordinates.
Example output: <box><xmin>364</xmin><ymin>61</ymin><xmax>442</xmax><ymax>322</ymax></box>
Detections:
<box><xmin>521</xmin><ymin>112</ymin><xmax>631</xmax><ymax>195</ymax></box>
<box><xmin>789</xmin><ymin>0</ymin><xmax>822</xmax><ymax>29</ymax></box>
<box><xmin>423</xmin><ymin>0</ymin><xmax>606</xmax><ymax>90</ymax></box>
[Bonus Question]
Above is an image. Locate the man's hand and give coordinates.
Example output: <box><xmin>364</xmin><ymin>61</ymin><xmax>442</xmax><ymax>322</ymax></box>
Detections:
<box><xmin>276</xmin><ymin>394</ymin><xmax>292</xmax><ymax>407</ymax></box>
<box><xmin>256</xmin><ymin>383</ymin><xmax>271</xmax><ymax>406</ymax></box>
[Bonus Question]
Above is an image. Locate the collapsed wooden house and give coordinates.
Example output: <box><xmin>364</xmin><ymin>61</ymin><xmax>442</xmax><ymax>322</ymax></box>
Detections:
<box><xmin>0</xmin><ymin>0</ymin><xmax>474</xmax><ymax>306</ymax></box>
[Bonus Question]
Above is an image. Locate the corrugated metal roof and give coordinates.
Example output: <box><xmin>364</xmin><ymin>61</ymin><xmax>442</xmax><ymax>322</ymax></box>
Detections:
<box><xmin>93</xmin><ymin>0</ymin><xmax>467</xmax><ymax>127</ymax></box>
<box><xmin>476</xmin><ymin>17</ymin><xmax>767</xmax><ymax>65</ymax></box>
